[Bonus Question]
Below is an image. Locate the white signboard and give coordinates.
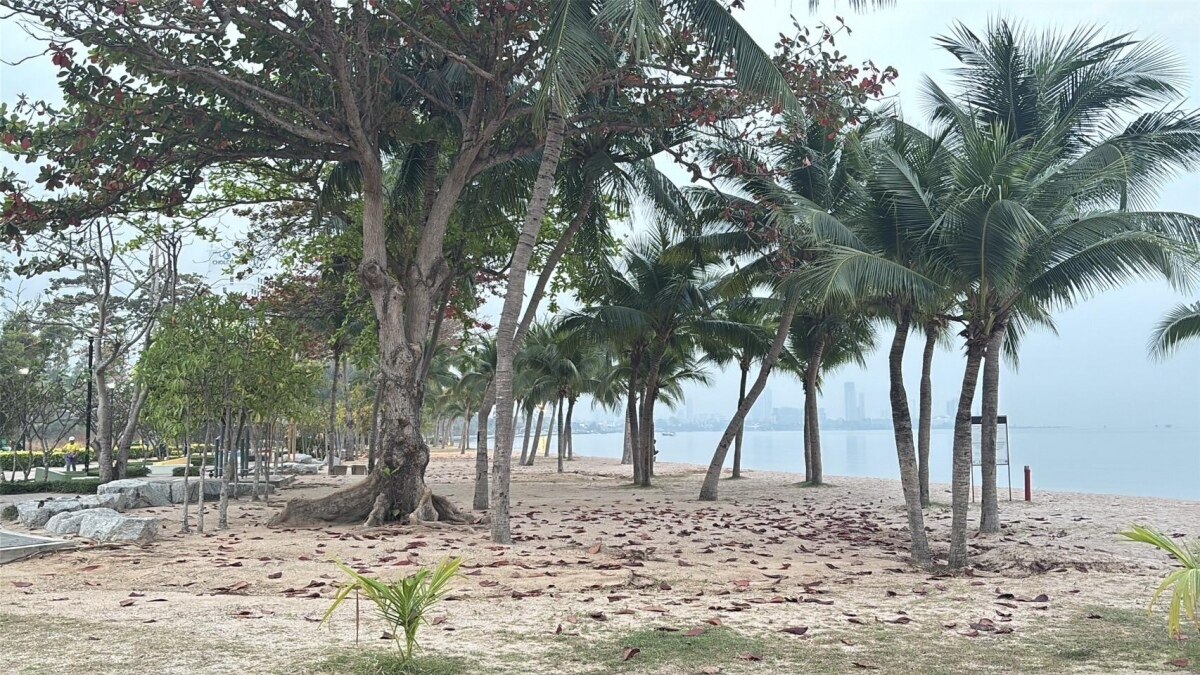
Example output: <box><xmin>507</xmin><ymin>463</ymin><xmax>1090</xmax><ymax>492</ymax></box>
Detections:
<box><xmin>970</xmin><ymin>415</ymin><xmax>1010</xmax><ymax>466</ymax></box>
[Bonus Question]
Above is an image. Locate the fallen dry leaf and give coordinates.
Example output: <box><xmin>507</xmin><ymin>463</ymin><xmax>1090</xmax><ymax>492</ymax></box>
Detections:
<box><xmin>621</xmin><ymin>647</ymin><xmax>640</xmax><ymax>662</ymax></box>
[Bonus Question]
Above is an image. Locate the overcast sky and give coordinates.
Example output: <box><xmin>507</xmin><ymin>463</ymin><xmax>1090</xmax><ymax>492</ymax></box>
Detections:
<box><xmin>3</xmin><ymin>1</ymin><xmax>1199</xmax><ymax>430</ymax></box>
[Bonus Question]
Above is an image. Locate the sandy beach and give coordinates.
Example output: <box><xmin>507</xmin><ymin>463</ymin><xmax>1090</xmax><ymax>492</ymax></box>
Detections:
<box><xmin>1</xmin><ymin>452</ymin><xmax>1197</xmax><ymax>674</ymax></box>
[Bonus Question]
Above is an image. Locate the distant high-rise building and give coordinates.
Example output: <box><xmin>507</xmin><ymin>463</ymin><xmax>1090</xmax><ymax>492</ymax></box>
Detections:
<box><xmin>945</xmin><ymin>400</ymin><xmax>955</xmax><ymax>417</ymax></box>
<box><xmin>844</xmin><ymin>382</ymin><xmax>860</xmax><ymax>421</ymax></box>
<box><xmin>858</xmin><ymin>393</ymin><xmax>865</xmax><ymax>420</ymax></box>
<box><xmin>752</xmin><ymin>387</ymin><xmax>774</xmax><ymax>421</ymax></box>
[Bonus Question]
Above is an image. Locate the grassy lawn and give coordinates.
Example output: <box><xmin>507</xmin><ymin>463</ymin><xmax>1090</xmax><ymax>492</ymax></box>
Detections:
<box><xmin>2</xmin><ymin>607</ymin><xmax>1195</xmax><ymax>674</ymax></box>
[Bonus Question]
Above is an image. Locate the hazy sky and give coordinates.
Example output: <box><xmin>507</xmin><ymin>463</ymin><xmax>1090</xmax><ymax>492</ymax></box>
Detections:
<box><xmin>3</xmin><ymin>1</ymin><xmax>1199</xmax><ymax>431</ymax></box>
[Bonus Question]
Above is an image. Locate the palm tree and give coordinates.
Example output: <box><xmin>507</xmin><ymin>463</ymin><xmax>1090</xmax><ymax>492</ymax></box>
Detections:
<box><xmin>563</xmin><ymin>223</ymin><xmax>727</xmax><ymax>486</ymax></box>
<box><xmin>927</xmin><ymin>21</ymin><xmax>1200</xmax><ymax>552</ymax></box>
<box><xmin>807</xmin><ymin>22</ymin><xmax>1200</xmax><ymax>568</ymax></box>
<box><xmin>697</xmin><ymin>300</ymin><xmax>774</xmax><ymax>478</ymax></box>
<box><xmin>1149</xmin><ymin>303</ymin><xmax>1200</xmax><ymax>358</ymax></box>
<box><xmin>784</xmin><ymin>305</ymin><xmax>875</xmax><ymax>486</ymax></box>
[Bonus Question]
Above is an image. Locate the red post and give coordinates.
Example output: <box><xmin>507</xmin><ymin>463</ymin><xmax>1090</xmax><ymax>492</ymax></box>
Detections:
<box><xmin>1023</xmin><ymin>465</ymin><xmax>1032</xmax><ymax>502</ymax></box>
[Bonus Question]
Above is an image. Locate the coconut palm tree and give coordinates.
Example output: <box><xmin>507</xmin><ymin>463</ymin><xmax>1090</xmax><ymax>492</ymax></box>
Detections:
<box><xmin>783</xmin><ymin>305</ymin><xmax>876</xmax><ymax>486</ymax></box>
<box><xmin>805</xmin><ymin>21</ymin><xmax>1200</xmax><ymax>568</ymax></box>
<box><xmin>697</xmin><ymin>299</ymin><xmax>775</xmax><ymax>478</ymax></box>
<box><xmin>1150</xmin><ymin>303</ymin><xmax>1200</xmax><ymax>358</ymax></box>
<box><xmin>563</xmin><ymin>223</ymin><xmax>734</xmax><ymax>486</ymax></box>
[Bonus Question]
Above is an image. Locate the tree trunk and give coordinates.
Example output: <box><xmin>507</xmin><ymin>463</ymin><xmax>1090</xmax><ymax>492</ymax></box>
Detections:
<box><xmin>918</xmin><ymin>325</ymin><xmax>937</xmax><ymax>508</ymax></box>
<box><xmin>271</xmin><ymin>155</ymin><xmax>466</xmax><ymax>528</ymax></box>
<box><xmin>179</xmin><ymin>424</ymin><xmax>191</xmax><ymax>534</ymax></box>
<box><xmin>699</xmin><ymin>293</ymin><xmax>800</xmax><ymax>501</ymax></box>
<box><xmin>327</xmin><ymin>350</ymin><xmax>339</xmax><ymax>475</ymax></box>
<box><xmin>979</xmin><ymin>322</ymin><xmax>1006</xmax><ymax>534</ymax></box>
<box><xmin>565</xmin><ymin>397</ymin><xmax>575</xmax><ymax>460</ymax></box>
<box><xmin>732</xmin><ymin>360</ymin><xmax>749</xmax><ymax>479</ymax></box>
<box><xmin>198</xmin><ymin>422</ymin><xmax>210</xmax><ymax>533</ymax></box>
<box><xmin>219</xmin><ymin>407</ymin><xmax>243</xmax><ymax>529</ymax></box>
<box><xmin>544</xmin><ymin>398</ymin><xmax>558</xmax><ymax>464</ymax></box>
<box><xmin>948</xmin><ymin>338</ymin><xmax>985</xmax><ymax>569</ymax></box>
<box><xmin>556</xmin><ymin>397</ymin><xmax>565</xmax><ymax>474</ymax></box>
<box><xmin>473</xmin><ymin>402</ymin><xmax>491</xmax><ymax>510</ymax></box>
<box><xmin>802</xmin><ymin>338</ymin><xmax>826</xmax><ymax>485</ymax></box>
<box><xmin>460</xmin><ymin>413</ymin><xmax>469</xmax><ymax>454</ymax></box>
<box><xmin>94</xmin><ymin>344</ymin><xmax>113</xmax><ymax>482</ymax></box>
<box><xmin>627</xmin><ymin>351</ymin><xmax>643</xmax><ymax>483</ymax></box>
<box><xmin>621</xmin><ymin>411</ymin><xmax>633</xmax><ymax>465</ymax></box>
<box><xmin>519</xmin><ymin>408</ymin><xmax>534</xmax><ymax>465</ymax></box>
<box><xmin>368</xmin><ymin>372</ymin><xmax>384</xmax><ymax>473</ymax></box>
<box><xmin>489</xmin><ymin>111</ymin><xmax>568</xmax><ymax>544</ymax></box>
<box><xmin>887</xmin><ymin>314</ymin><xmax>933</xmax><ymax>568</ymax></box>
<box><xmin>525</xmin><ymin>406</ymin><xmax>545</xmax><ymax>467</ymax></box>
<box><xmin>115</xmin><ymin>382</ymin><xmax>150</xmax><ymax>479</ymax></box>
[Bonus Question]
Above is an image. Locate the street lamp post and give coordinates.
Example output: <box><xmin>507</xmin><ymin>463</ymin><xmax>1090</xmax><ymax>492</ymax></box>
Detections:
<box><xmin>85</xmin><ymin>338</ymin><xmax>94</xmax><ymax>473</ymax></box>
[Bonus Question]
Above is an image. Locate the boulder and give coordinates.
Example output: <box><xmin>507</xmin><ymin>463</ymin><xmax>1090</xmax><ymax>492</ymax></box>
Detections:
<box><xmin>166</xmin><ymin>478</ymin><xmax>274</xmax><ymax>503</ymax></box>
<box><xmin>277</xmin><ymin>462</ymin><xmax>321</xmax><ymax>475</ymax></box>
<box><xmin>15</xmin><ymin>494</ymin><xmax>126</xmax><ymax>528</ymax></box>
<box><xmin>293</xmin><ymin>453</ymin><xmax>316</xmax><ymax>464</ymax></box>
<box><xmin>97</xmin><ymin>479</ymin><xmax>173</xmax><ymax>508</ymax></box>
<box><xmin>45</xmin><ymin>508</ymin><xmax>118</xmax><ymax>536</ymax></box>
<box><xmin>77</xmin><ymin>509</ymin><xmax>160</xmax><ymax>543</ymax></box>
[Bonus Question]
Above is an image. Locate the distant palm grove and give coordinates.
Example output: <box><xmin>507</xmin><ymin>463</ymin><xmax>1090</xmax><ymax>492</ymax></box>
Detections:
<box><xmin>2</xmin><ymin>0</ymin><xmax>1198</xmax><ymax>574</ymax></box>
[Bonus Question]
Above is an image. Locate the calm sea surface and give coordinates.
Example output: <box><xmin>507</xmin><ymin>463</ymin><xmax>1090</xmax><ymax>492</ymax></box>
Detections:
<box><xmin>562</xmin><ymin>427</ymin><xmax>1199</xmax><ymax>501</ymax></box>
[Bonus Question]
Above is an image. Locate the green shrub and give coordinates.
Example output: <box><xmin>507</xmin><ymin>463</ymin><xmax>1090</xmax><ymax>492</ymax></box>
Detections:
<box><xmin>171</xmin><ymin>466</ymin><xmax>203</xmax><ymax>477</ymax></box>
<box><xmin>0</xmin><ymin>479</ymin><xmax>105</xmax><ymax>495</ymax></box>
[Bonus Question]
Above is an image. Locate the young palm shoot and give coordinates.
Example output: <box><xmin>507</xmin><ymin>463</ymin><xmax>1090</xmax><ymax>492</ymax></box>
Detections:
<box><xmin>323</xmin><ymin>558</ymin><xmax>462</xmax><ymax>663</ymax></box>
<box><xmin>1121</xmin><ymin>525</ymin><xmax>1200</xmax><ymax>639</ymax></box>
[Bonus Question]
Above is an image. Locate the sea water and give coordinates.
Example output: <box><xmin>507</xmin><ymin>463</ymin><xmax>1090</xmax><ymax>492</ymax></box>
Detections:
<box><xmin>564</xmin><ymin>427</ymin><xmax>1200</xmax><ymax>501</ymax></box>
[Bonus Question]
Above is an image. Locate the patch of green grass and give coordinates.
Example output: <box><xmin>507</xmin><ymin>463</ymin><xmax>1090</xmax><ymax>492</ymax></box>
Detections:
<box><xmin>536</xmin><ymin>607</ymin><xmax>1200</xmax><ymax>675</ymax></box>
<box><xmin>557</xmin><ymin>626</ymin><xmax>834</xmax><ymax>674</ymax></box>
<box><xmin>311</xmin><ymin>651</ymin><xmax>476</xmax><ymax>675</ymax></box>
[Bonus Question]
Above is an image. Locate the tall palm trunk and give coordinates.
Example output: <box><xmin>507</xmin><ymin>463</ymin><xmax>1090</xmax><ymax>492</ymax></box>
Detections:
<box><xmin>802</xmin><ymin>338</ymin><xmax>826</xmax><ymax>485</ymax></box>
<box><xmin>621</xmin><ymin>404</ymin><xmax>634</xmax><ymax>464</ymax></box>
<box><xmin>544</xmin><ymin>398</ymin><xmax>558</xmax><ymax>463</ymax></box>
<box><xmin>519</xmin><ymin>408</ymin><xmax>534</xmax><ymax>465</ymax></box>
<box><xmin>732</xmin><ymin>359</ymin><xmax>749</xmax><ymax>478</ymax></box>
<box><xmin>565</xmin><ymin>397</ymin><xmax>576</xmax><ymax>460</ymax></box>
<box><xmin>473</xmin><ymin>402</ymin><xmax>491</xmax><ymax>510</ymax></box>
<box><xmin>556</xmin><ymin>397</ymin><xmax>565</xmax><ymax>473</ymax></box>
<box><xmin>918</xmin><ymin>325</ymin><xmax>937</xmax><ymax>508</ymax></box>
<box><xmin>979</xmin><ymin>322</ymin><xmax>1006</xmax><ymax>533</ymax></box>
<box><xmin>490</xmin><ymin>111</ymin><xmax>568</xmax><ymax>544</ymax></box>
<box><xmin>525</xmin><ymin>406</ymin><xmax>545</xmax><ymax>466</ymax></box>
<box><xmin>887</xmin><ymin>313</ymin><xmax>933</xmax><ymax>568</ymax></box>
<box><xmin>948</xmin><ymin>339</ymin><xmax>986</xmax><ymax>568</ymax></box>
<box><xmin>626</xmin><ymin>351</ymin><xmax>643</xmax><ymax>481</ymax></box>
<box><xmin>460</xmin><ymin>413</ymin><xmax>469</xmax><ymax>454</ymax></box>
<box><xmin>699</xmin><ymin>293</ymin><xmax>800</xmax><ymax>501</ymax></box>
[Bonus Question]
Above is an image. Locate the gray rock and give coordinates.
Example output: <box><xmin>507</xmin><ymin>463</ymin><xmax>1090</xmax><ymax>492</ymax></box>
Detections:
<box><xmin>293</xmin><ymin>453</ymin><xmax>318</xmax><ymax>464</ymax></box>
<box><xmin>277</xmin><ymin>462</ymin><xmax>321</xmax><ymax>475</ymax></box>
<box><xmin>166</xmin><ymin>478</ymin><xmax>273</xmax><ymax>503</ymax></box>
<box><xmin>97</xmin><ymin>479</ymin><xmax>173</xmax><ymax>508</ymax></box>
<box><xmin>45</xmin><ymin>508</ymin><xmax>120</xmax><ymax>536</ymax></box>
<box><xmin>15</xmin><ymin>494</ymin><xmax>126</xmax><ymax>528</ymax></box>
<box><xmin>77</xmin><ymin>509</ymin><xmax>159</xmax><ymax>543</ymax></box>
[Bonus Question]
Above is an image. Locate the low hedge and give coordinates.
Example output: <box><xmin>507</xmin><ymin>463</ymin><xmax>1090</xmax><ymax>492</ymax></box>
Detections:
<box><xmin>171</xmin><ymin>466</ymin><xmax>205</xmax><ymax>477</ymax></box>
<box><xmin>0</xmin><ymin>449</ymin><xmax>177</xmax><ymax>472</ymax></box>
<box><xmin>0</xmin><ymin>478</ymin><xmax>105</xmax><ymax>496</ymax></box>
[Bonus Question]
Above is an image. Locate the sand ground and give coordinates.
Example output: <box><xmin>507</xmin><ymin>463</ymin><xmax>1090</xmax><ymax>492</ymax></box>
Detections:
<box><xmin>1</xmin><ymin>452</ymin><xmax>1196</xmax><ymax>674</ymax></box>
